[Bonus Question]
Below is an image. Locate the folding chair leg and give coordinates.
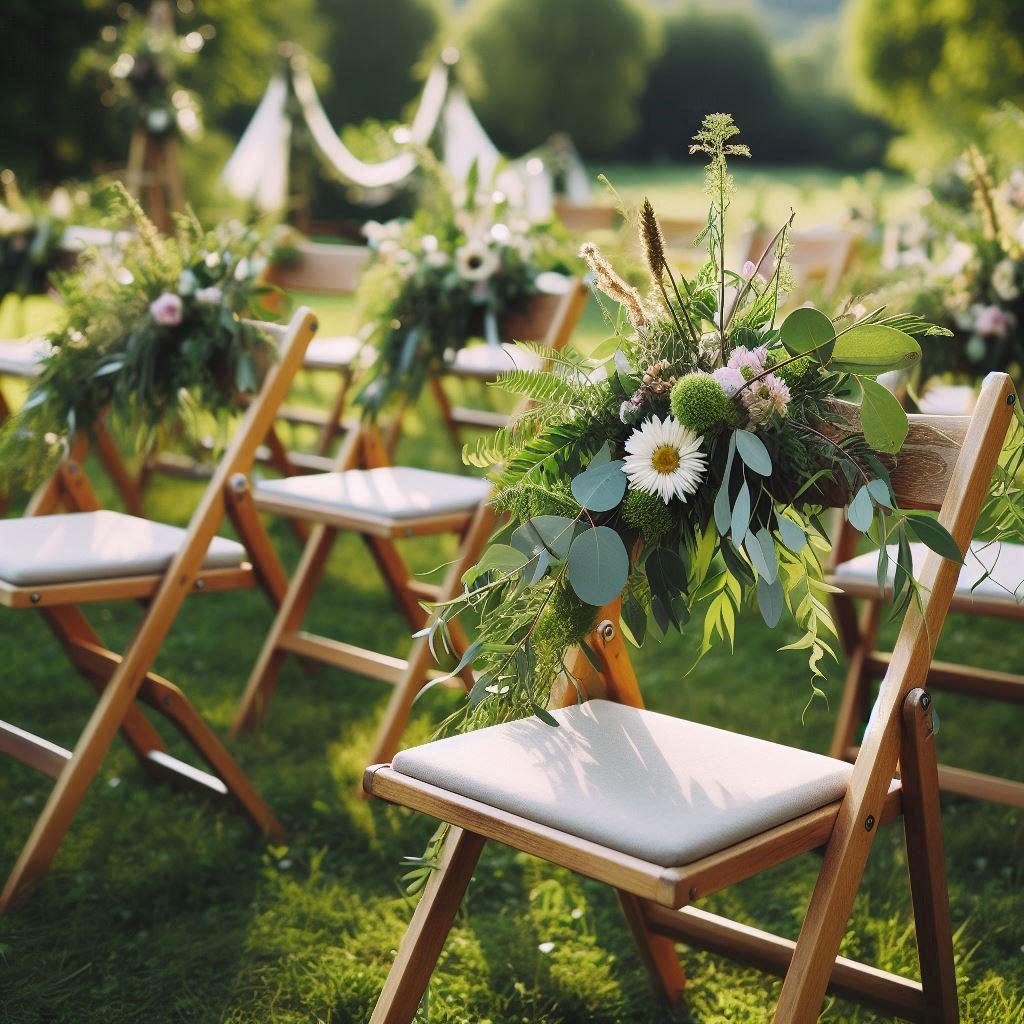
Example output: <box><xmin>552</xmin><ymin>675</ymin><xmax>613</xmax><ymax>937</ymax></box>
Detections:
<box><xmin>370</xmin><ymin>827</ymin><xmax>486</xmax><ymax>1024</ymax></box>
<box><xmin>92</xmin><ymin>421</ymin><xmax>144</xmax><ymax>516</ymax></box>
<box><xmin>617</xmin><ymin>892</ymin><xmax>686</xmax><ymax>1005</ymax></box>
<box><xmin>900</xmin><ymin>689</ymin><xmax>959</xmax><ymax>1023</ymax></box>
<box><xmin>314</xmin><ymin>369</ymin><xmax>353</xmax><ymax>457</ymax></box>
<box><xmin>224</xmin><ymin>473</ymin><xmax>292</xmax><ymax>606</ymax></box>
<box><xmin>428</xmin><ymin>375</ymin><xmax>462</xmax><ymax>451</ymax></box>
<box><xmin>232</xmin><ymin>523</ymin><xmax>339</xmax><ymax>734</ymax></box>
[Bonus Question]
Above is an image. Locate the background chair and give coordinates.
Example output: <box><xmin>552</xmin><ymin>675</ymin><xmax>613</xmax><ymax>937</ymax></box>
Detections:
<box><xmin>0</xmin><ymin>306</ymin><xmax>317</xmax><ymax>910</ymax></box>
<box><xmin>231</xmin><ymin>280</ymin><xmax>589</xmax><ymax>767</ymax></box>
<box><xmin>742</xmin><ymin>224</ymin><xmax>859</xmax><ymax>305</ymax></box>
<box><xmin>363</xmin><ymin>373</ymin><xmax>1016</xmax><ymax>1023</ymax></box>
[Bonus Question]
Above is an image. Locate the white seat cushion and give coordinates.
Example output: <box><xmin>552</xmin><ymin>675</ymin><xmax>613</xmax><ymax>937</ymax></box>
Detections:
<box><xmin>255</xmin><ymin>467</ymin><xmax>491</xmax><ymax>522</ymax></box>
<box><xmin>449</xmin><ymin>343</ymin><xmax>542</xmax><ymax>379</ymax></box>
<box><xmin>302</xmin><ymin>335</ymin><xmax>368</xmax><ymax>371</ymax></box>
<box><xmin>393</xmin><ymin>699</ymin><xmax>854</xmax><ymax>867</ymax></box>
<box><xmin>917</xmin><ymin>384</ymin><xmax>976</xmax><ymax>415</ymax></box>
<box><xmin>0</xmin><ymin>510</ymin><xmax>245</xmax><ymax>586</ymax></box>
<box><xmin>834</xmin><ymin>540</ymin><xmax>1024</xmax><ymax>605</ymax></box>
<box><xmin>0</xmin><ymin>338</ymin><xmax>52</xmax><ymax>378</ymax></box>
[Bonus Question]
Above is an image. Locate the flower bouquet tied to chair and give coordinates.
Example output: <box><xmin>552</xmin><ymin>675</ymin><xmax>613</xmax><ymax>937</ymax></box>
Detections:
<box><xmin>426</xmin><ymin>114</ymin><xmax>988</xmax><ymax>725</ymax></box>
<box><xmin>353</xmin><ymin>157</ymin><xmax>574</xmax><ymax>415</ymax></box>
<box><xmin>0</xmin><ymin>187</ymin><xmax>277</xmax><ymax>492</ymax></box>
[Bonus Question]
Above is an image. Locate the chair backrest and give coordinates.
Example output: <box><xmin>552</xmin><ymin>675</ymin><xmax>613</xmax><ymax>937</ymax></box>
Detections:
<box><xmin>847</xmin><ymin>372</ymin><xmax>1014</xmax><ymax>792</ymax></box>
<box><xmin>263</xmin><ymin>240</ymin><xmax>370</xmax><ymax>295</ymax></box>
<box><xmin>554</xmin><ymin>200</ymin><xmax>620</xmax><ymax>233</ymax></box>
<box><xmin>497</xmin><ymin>274</ymin><xmax>588</xmax><ymax>352</ymax></box>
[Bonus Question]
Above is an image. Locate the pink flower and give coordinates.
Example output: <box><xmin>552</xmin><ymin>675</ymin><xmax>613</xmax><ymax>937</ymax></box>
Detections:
<box><xmin>727</xmin><ymin>345</ymin><xmax>769</xmax><ymax>379</ymax></box>
<box><xmin>712</xmin><ymin>366</ymin><xmax>746</xmax><ymax>398</ymax></box>
<box><xmin>974</xmin><ymin>304</ymin><xmax>1014</xmax><ymax>337</ymax></box>
<box><xmin>149</xmin><ymin>292</ymin><xmax>183</xmax><ymax>326</ymax></box>
<box><xmin>741</xmin><ymin>260</ymin><xmax>758</xmax><ymax>279</ymax></box>
<box><xmin>741</xmin><ymin>373</ymin><xmax>790</xmax><ymax>425</ymax></box>
<box><xmin>195</xmin><ymin>286</ymin><xmax>223</xmax><ymax>305</ymax></box>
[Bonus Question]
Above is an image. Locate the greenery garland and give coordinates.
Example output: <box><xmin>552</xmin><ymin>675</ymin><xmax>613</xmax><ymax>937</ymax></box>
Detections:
<box><xmin>423</xmin><ymin>113</ymin><xmax>1007</xmax><ymax>731</ymax></box>
<box><xmin>0</xmin><ymin>187</ymin><xmax>277</xmax><ymax>493</ymax></box>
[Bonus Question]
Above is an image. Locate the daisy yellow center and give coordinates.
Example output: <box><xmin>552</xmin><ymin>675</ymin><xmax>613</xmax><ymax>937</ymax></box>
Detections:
<box><xmin>650</xmin><ymin>444</ymin><xmax>681</xmax><ymax>474</ymax></box>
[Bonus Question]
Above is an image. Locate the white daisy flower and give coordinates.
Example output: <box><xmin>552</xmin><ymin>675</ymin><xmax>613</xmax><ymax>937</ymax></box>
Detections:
<box><xmin>623</xmin><ymin>415</ymin><xmax>707</xmax><ymax>504</ymax></box>
<box><xmin>455</xmin><ymin>240</ymin><xmax>500</xmax><ymax>282</ymax></box>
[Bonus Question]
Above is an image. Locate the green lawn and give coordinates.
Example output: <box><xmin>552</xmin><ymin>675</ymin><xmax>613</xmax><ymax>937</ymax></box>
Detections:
<box><xmin>0</xmin><ymin>273</ymin><xmax>1022</xmax><ymax>1023</ymax></box>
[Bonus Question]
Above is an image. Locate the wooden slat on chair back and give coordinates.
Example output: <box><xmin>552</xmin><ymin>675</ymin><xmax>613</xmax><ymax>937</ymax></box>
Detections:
<box><xmin>745</xmin><ymin>226</ymin><xmax>857</xmax><ymax>297</ymax></box>
<box><xmin>554</xmin><ymin>201</ymin><xmax>620</xmax><ymax>233</ymax></box>
<box><xmin>263</xmin><ymin>240</ymin><xmax>370</xmax><ymax>295</ymax></box>
<box><xmin>498</xmin><ymin>276</ymin><xmax>587</xmax><ymax>349</ymax></box>
<box><xmin>817</xmin><ymin>401</ymin><xmax>973</xmax><ymax>512</ymax></box>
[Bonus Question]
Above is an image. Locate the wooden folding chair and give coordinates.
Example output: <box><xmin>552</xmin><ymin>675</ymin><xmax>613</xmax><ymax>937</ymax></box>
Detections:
<box><xmin>0</xmin><ymin>307</ymin><xmax>318</xmax><ymax>911</ymax></box>
<box><xmin>427</xmin><ymin>274</ymin><xmax>588</xmax><ymax>450</ymax></box>
<box><xmin>743</xmin><ymin>224</ymin><xmax>859</xmax><ymax>305</ymax></box>
<box><xmin>827</xmin><ymin>388</ymin><xmax>1024</xmax><ymax>807</ymax></box>
<box><xmin>363</xmin><ymin>371</ymin><xmax>1018</xmax><ymax>1023</ymax></box>
<box><xmin>232</xmin><ymin>280</ymin><xmax>588</xmax><ymax>766</ymax></box>
<box><xmin>0</xmin><ymin>338</ymin><xmax>144</xmax><ymax>516</ymax></box>
<box><xmin>553</xmin><ymin>199</ymin><xmax>621</xmax><ymax>233</ymax></box>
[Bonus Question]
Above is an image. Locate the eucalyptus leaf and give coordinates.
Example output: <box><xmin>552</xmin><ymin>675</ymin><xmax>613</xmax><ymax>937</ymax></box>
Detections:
<box><xmin>566</xmin><ymin>526</ymin><xmax>629</xmax><ymax>606</ymax></box>
<box><xmin>462</xmin><ymin>543</ymin><xmax>523</xmax><ymax>585</ymax></box>
<box><xmin>714</xmin><ymin>433</ymin><xmax>737</xmax><ymax>534</ymax></box>
<box><xmin>511</xmin><ymin>515</ymin><xmax>575</xmax><ymax>561</ymax></box>
<box><xmin>848</xmin><ymin>484</ymin><xmax>874</xmax><ymax>533</ymax></box>
<box><xmin>735</xmin><ymin>430</ymin><xmax>772</xmax><ymax>476</ymax></box>
<box><xmin>831</xmin><ymin>324</ymin><xmax>921</xmax><ymax>375</ymax></box>
<box><xmin>571</xmin><ymin>459</ymin><xmax>627</xmax><ymax>512</ymax></box>
<box><xmin>731</xmin><ymin>479</ymin><xmax>751</xmax><ymax>545</ymax></box>
<box><xmin>754</xmin><ymin>527</ymin><xmax>779</xmax><ymax>583</ymax></box>
<box><xmin>757</xmin><ymin>575</ymin><xmax>785</xmax><ymax>628</ymax></box>
<box><xmin>858</xmin><ymin>376</ymin><xmax>909</xmax><ymax>454</ymax></box>
<box><xmin>780</xmin><ymin>306</ymin><xmax>835</xmax><ymax>364</ymax></box>
<box><xmin>867</xmin><ymin>478</ymin><xmax>894</xmax><ymax>509</ymax></box>
<box><xmin>775</xmin><ymin>510</ymin><xmax>807</xmax><ymax>551</ymax></box>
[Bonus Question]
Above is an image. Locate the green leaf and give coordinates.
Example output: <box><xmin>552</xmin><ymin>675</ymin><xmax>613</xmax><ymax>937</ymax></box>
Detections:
<box><xmin>714</xmin><ymin>433</ymin><xmax>737</xmax><ymax>534</ymax></box>
<box><xmin>904</xmin><ymin>513</ymin><xmax>964</xmax><ymax>564</ymax></box>
<box><xmin>511</xmin><ymin>516</ymin><xmax>575</xmax><ymax>561</ymax></box>
<box><xmin>858</xmin><ymin>376</ymin><xmax>909</xmax><ymax>455</ymax></box>
<box><xmin>734</xmin><ymin>430</ymin><xmax>772</xmax><ymax>476</ymax></box>
<box><xmin>780</xmin><ymin>306</ymin><xmax>835</xmax><ymax>364</ymax></box>
<box><xmin>571</xmin><ymin>459</ymin><xmax>627</xmax><ymax>512</ymax></box>
<box><xmin>588</xmin><ymin>336</ymin><xmax>623</xmax><ymax>361</ymax></box>
<box><xmin>462</xmin><ymin>544</ymin><xmax>524</xmax><ymax>585</ymax></box>
<box><xmin>621</xmin><ymin>592</ymin><xmax>647</xmax><ymax>646</ymax></box>
<box><xmin>645</xmin><ymin>546</ymin><xmax>687</xmax><ymax>601</ymax></box>
<box><xmin>848</xmin><ymin>484</ymin><xmax>874</xmax><ymax>533</ymax></box>
<box><xmin>830</xmin><ymin>325</ymin><xmax>921</xmax><ymax>375</ymax></box>
<box><xmin>731</xmin><ymin>479</ymin><xmax>751</xmax><ymax>545</ymax></box>
<box><xmin>752</xmin><ymin>527</ymin><xmax>779</xmax><ymax>583</ymax></box>
<box><xmin>776</xmin><ymin>510</ymin><xmax>807</xmax><ymax>551</ymax></box>
<box><xmin>567</xmin><ymin>526</ymin><xmax>629</xmax><ymax>606</ymax></box>
<box><xmin>531</xmin><ymin>703</ymin><xmax>560</xmax><ymax>727</ymax></box>
<box><xmin>757</xmin><ymin>575</ymin><xmax>785</xmax><ymax>628</ymax></box>
<box><xmin>867</xmin><ymin>478</ymin><xmax>894</xmax><ymax>509</ymax></box>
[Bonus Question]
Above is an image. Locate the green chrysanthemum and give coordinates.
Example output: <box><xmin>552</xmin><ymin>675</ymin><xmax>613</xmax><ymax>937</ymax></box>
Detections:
<box><xmin>622</xmin><ymin>488</ymin><xmax>673</xmax><ymax>544</ymax></box>
<box><xmin>772</xmin><ymin>354</ymin><xmax>816</xmax><ymax>387</ymax></box>
<box><xmin>669</xmin><ymin>372</ymin><xmax>736</xmax><ymax>433</ymax></box>
<box><xmin>534</xmin><ymin>581</ymin><xmax>600</xmax><ymax>652</ymax></box>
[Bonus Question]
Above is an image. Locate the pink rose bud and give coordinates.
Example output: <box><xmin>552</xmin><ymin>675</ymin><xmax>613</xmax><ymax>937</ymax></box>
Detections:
<box><xmin>975</xmin><ymin>304</ymin><xmax>1012</xmax><ymax>337</ymax></box>
<box><xmin>149</xmin><ymin>292</ymin><xmax>184</xmax><ymax>326</ymax></box>
<box><xmin>742</xmin><ymin>260</ymin><xmax>758</xmax><ymax>279</ymax></box>
<box><xmin>195</xmin><ymin>286</ymin><xmax>223</xmax><ymax>305</ymax></box>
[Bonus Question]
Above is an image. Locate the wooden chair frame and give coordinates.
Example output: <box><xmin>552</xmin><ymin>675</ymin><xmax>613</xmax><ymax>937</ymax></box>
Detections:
<box><xmin>363</xmin><ymin>373</ymin><xmax>1018</xmax><ymax>1022</ymax></box>
<box><xmin>827</xmin><ymin>489</ymin><xmax>1024</xmax><ymax>808</ymax></box>
<box><xmin>742</xmin><ymin>225</ymin><xmax>859</xmax><ymax>305</ymax></box>
<box><xmin>232</xmin><ymin>281</ymin><xmax>589</xmax><ymax>767</ymax></box>
<box><xmin>0</xmin><ymin>307</ymin><xmax>319</xmax><ymax>911</ymax></box>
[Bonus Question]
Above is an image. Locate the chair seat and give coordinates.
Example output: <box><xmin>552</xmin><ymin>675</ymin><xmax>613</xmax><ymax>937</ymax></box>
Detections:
<box><xmin>448</xmin><ymin>343</ymin><xmax>542</xmax><ymax>379</ymax></box>
<box><xmin>0</xmin><ymin>511</ymin><xmax>246</xmax><ymax>586</ymax></box>
<box><xmin>0</xmin><ymin>338</ymin><xmax>52</xmax><ymax>378</ymax></box>
<box><xmin>254</xmin><ymin>467</ymin><xmax>492</xmax><ymax>523</ymax></box>
<box><xmin>833</xmin><ymin>540</ymin><xmax>1024</xmax><ymax>605</ymax></box>
<box><xmin>917</xmin><ymin>384</ymin><xmax>976</xmax><ymax>416</ymax></box>
<box><xmin>392</xmin><ymin>699</ymin><xmax>854</xmax><ymax>867</ymax></box>
<box><xmin>302</xmin><ymin>335</ymin><xmax>370</xmax><ymax>371</ymax></box>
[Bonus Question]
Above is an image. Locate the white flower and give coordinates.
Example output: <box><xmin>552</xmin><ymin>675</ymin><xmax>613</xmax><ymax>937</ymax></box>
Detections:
<box><xmin>195</xmin><ymin>285</ymin><xmax>223</xmax><ymax>305</ymax></box>
<box><xmin>177</xmin><ymin>269</ymin><xmax>198</xmax><ymax>296</ymax></box>
<box><xmin>425</xmin><ymin>250</ymin><xmax>450</xmax><ymax>269</ymax></box>
<box><xmin>623</xmin><ymin>415</ymin><xmax>707</xmax><ymax>504</ymax></box>
<box><xmin>992</xmin><ymin>258</ymin><xmax>1019</xmax><ymax>301</ymax></box>
<box><xmin>455</xmin><ymin>240</ymin><xmax>500</xmax><ymax>282</ymax></box>
<box><xmin>712</xmin><ymin>366</ymin><xmax>746</xmax><ymax>398</ymax></box>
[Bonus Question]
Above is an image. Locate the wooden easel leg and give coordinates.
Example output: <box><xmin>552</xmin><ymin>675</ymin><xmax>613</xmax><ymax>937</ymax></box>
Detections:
<box><xmin>900</xmin><ymin>689</ymin><xmax>959</xmax><ymax>1023</ymax></box>
<box><xmin>617</xmin><ymin>892</ymin><xmax>687</xmax><ymax>1005</ymax></box>
<box><xmin>828</xmin><ymin>601</ymin><xmax>881</xmax><ymax>761</ymax></box>
<box><xmin>232</xmin><ymin>523</ymin><xmax>338</xmax><ymax>735</ymax></box>
<box><xmin>369</xmin><ymin>827</ymin><xmax>486</xmax><ymax>1024</ymax></box>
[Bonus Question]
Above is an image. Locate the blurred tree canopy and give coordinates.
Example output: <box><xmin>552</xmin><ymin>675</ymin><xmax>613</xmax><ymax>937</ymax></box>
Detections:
<box><xmin>850</xmin><ymin>0</ymin><xmax>1024</xmax><ymax>169</ymax></box>
<box><xmin>316</xmin><ymin>0</ymin><xmax>442</xmax><ymax>129</ymax></box>
<box><xmin>460</xmin><ymin>0</ymin><xmax>656</xmax><ymax>157</ymax></box>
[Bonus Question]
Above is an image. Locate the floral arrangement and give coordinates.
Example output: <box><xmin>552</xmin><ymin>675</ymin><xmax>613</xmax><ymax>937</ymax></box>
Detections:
<box><xmin>877</xmin><ymin>151</ymin><xmax>1024</xmax><ymax>381</ymax></box>
<box><xmin>0</xmin><ymin>187</ymin><xmax>275</xmax><ymax>491</ymax></box>
<box><xmin>353</xmin><ymin>159</ymin><xmax>574</xmax><ymax>414</ymax></box>
<box><xmin>423</xmin><ymin>114</ymin><xmax>971</xmax><ymax>725</ymax></box>
<box><xmin>77</xmin><ymin>2</ymin><xmax>203</xmax><ymax>139</ymax></box>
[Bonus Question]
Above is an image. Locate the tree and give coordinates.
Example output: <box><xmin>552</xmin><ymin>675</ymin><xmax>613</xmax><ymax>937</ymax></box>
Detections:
<box><xmin>849</xmin><ymin>0</ymin><xmax>1024</xmax><ymax>168</ymax></box>
<box><xmin>460</xmin><ymin>0</ymin><xmax>656</xmax><ymax>157</ymax></box>
<box><xmin>315</xmin><ymin>0</ymin><xmax>442</xmax><ymax>129</ymax></box>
